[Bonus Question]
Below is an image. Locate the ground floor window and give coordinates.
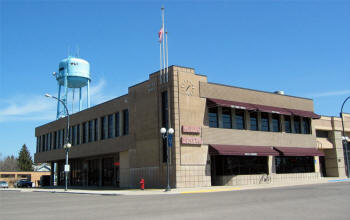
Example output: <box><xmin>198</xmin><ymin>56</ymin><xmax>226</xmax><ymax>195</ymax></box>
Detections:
<box><xmin>214</xmin><ymin>155</ymin><xmax>268</xmax><ymax>175</ymax></box>
<box><xmin>275</xmin><ymin>156</ymin><xmax>314</xmax><ymax>174</ymax></box>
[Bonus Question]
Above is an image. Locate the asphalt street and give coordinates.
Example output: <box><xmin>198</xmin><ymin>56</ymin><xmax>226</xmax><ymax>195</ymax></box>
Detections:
<box><xmin>1</xmin><ymin>182</ymin><xmax>349</xmax><ymax>220</ymax></box>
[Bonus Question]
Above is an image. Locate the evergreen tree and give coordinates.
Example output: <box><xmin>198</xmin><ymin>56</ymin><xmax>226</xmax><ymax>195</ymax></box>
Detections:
<box><xmin>17</xmin><ymin>144</ymin><xmax>33</xmax><ymax>171</ymax></box>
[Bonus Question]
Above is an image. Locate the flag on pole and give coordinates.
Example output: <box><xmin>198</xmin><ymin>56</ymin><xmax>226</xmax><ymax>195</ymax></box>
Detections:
<box><xmin>158</xmin><ymin>26</ymin><xmax>164</xmax><ymax>42</ymax></box>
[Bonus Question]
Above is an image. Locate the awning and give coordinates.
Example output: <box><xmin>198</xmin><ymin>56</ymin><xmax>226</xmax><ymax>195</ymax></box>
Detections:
<box><xmin>209</xmin><ymin>144</ymin><xmax>280</xmax><ymax>156</ymax></box>
<box><xmin>273</xmin><ymin>147</ymin><xmax>324</xmax><ymax>156</ymax></box>
<box><xmin>289</xmin><ymin>109</ymin><xmax>321</xmax><ymax>119</ymax></box>
<box><xmin>207</xmin><ymin>98</ymin><xmax>256</xmax><ymax>110</ymax></box>
<box><xmin>254</xmin><ymin>104</ymin><xmax>291</xmax><ymax>115</ymax></box>
<box><xmin>316</xmin><ymin>138</ymin><xmax>333</xmax><ymax>149</ymax></box>
<box><xmin>206</xmin><ymin>98</ymin><xmax>320</xmax><ymax>119</ymax></box>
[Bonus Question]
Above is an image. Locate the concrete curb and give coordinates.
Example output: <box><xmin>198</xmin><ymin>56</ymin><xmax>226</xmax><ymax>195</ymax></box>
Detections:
<box><xmin>2</xmin><ymin>178</ymin><xmax>349</xmax><ymax>196</ymax></box>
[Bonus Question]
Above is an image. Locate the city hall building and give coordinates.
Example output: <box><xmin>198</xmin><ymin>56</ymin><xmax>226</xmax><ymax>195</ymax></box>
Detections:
<box><xmin>35</xmin><ymin>66</ymin><xmax>328</xmax><ymax>188</ymax></box>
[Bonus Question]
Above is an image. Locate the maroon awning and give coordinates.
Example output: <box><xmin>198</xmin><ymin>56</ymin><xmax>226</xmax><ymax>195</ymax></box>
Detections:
<box><xmin>206</xmin><ymin>98</ymin><xmax>320</xmax><ymax>119</ymax></box>
<box><xmin>209</xmin><ymin>144</ymin><xmax>280</xmax><ymax>156</ymax></box>
<box><xmin>207</xmin><ymin>98</ymin><xmax>256</xmax><ymax>110</ymax></box>
<box><xmin>273</xmin><ymin>147</ymin><xmax>324</xmax><ymax>156</ymax></box>
<box><xmin>289</xmin><ymin>109</ymin><xmax>321</xmax><ymax>119</ymax></box>
<box><xmin>254</xmin><ymin>104</ymin><xmax>292</xmax><ymax>115</ymax></box>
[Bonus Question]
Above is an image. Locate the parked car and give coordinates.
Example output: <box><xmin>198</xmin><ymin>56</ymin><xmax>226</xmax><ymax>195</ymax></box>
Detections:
<box><xmin>16</xmin><ymin>179</ymin><xmax>32</xmax><ymax>188</ymax></box>
<box><xmin>0</xmin><ymin>181</ymin><xmax>9</xmax><ymax>188</ymax></box>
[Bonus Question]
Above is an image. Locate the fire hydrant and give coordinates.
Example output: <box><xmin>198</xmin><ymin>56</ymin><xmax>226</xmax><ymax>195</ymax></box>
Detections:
<box><xmin>140</xmin><ymin>178</ymin><xmax>145</xmax><ymax>190</ymax></box>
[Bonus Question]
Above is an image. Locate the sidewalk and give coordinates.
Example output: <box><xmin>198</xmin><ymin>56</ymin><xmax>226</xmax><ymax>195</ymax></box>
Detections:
<box><xmin>2</xmin><ymin>177</ymin><xmax>349</xmax><ymax>196</ymax></box>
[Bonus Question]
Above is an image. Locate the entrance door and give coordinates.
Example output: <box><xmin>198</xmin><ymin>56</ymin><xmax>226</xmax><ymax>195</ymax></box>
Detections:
<box><xmin>102</xmin><ymin>158</ymin><xmax>114</xmax><ymax>186</ymax></box>
<box><xmin>319</xmin><ymin>156</ymin><xmax>327</xmax><ymax>177</ymax></box>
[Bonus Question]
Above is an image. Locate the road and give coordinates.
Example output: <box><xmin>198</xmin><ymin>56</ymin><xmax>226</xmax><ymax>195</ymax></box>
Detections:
<box><xmin>1</xmin><ymin>182</ymin><xmax>349</xmax><ymax>220</ymax></box>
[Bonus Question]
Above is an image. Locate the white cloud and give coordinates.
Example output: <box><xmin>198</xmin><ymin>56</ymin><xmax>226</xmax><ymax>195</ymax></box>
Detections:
<box><xmin>307</xmin><ymin>90</ymin><xmax>350</xmax><ymax>98</ymax></box>
<box><xmin>0</xmin><ymin>79</ymin><xmax>108</xmax><ymax>122</ymax></box>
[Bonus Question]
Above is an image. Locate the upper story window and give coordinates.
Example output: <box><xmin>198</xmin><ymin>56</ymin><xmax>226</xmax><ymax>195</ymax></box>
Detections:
<box><xmin>123</xmin><ymin>109</ymin><xmax>129</xmax><ymax>135</ymax></box>
<box><xmin>161</xmin><ymin>91</ymin><xmax>168</xmax><ymax>129</ymax></box>
<box><xmin>115</xmin><ymin>113</ymin><xmax>120</xmax><ymax>137</ymax></box>
<box><xmin>272</xmin><ymin>114</ymin><xmax>280</xmax><ymax>132</ymax></box>
<box><xmin>250</xmin><ymin>112</ymin><xmax>258</xmax><ymax>131</ymax></box>
<box><xmin>302</xmin><ymin>117</ymin><xmax>311</xmax><ymax>134</ymax></box>
<box><xmin>88</xmin><ymin>120</ymin><xmax>93</xmax><ymax>142</ymax></box>
<box><xmin>94</xmin><ymin>119</ymin><xmax>98</xmax><ymax>141</ymax></box>
<box><xmin>261</xmin><ymin>113</ymin><xmax>270</xmax><ymax>132</ymax></box>
<box><xmin>208</xmin><ymin>107</ymin><xmax>218</xmax><ymax>128</ymax></box>
<box><xmin>101</xmin><ymin>116</ymin><xmax>107</xmax><ymax>140</ymax></box>
<box><xmin>108</xmin><ymin>114</ymin><xmax>114</xmax><ymax>139</ymax></box>
<box><xmin>222</xmin><ymin>107</ymin><xmax>232</xmax><ymax>129</ymax></box>
<box><xmin>293</xmin><ymin>116</ymin><xmax>301</xmax><ymax>134</ymax></box>
<box><xmin>235</xmin><ymin>109</ymin><xmax>245</xmax><ymax>130</ymax></box>
<box><xmin>71</xmin><ymin>126</ymin><xmax>76</xmax><ymax>146</ymax></box>
<box><xmin>82</xmin><ymin>122</ymin><xmax>87</xmax><ymax>143</ymax></box>
<box><xmin>53</xmin><ymin>131</ymin><xmax>57</xmax><ymax>149</ymax></box>
<box><xmin>76</xmin><ymin>125</ymin><xmax>80</xmax><ymax>145</ymax></box>
<box><xmin>284</xmin><ymin>116</ymin><xmax>292</xmax><ymax>133</ymax></box>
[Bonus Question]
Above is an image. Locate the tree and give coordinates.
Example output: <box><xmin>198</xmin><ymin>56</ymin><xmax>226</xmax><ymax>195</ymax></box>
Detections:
<box><xmin>0</xmin><ymin>155</ymin><xmax>18</xmax><ymax>171</ymax></box>
<box><xmin>17</xmin><ymin>144</ymin><xmax>33</xmax><ymax>171</ymax></box>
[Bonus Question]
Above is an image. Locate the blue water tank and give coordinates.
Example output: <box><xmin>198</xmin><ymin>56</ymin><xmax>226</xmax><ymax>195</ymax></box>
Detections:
<box><xmin>57</xmin><ymin>57</ymin><xmax>90</xmax><ymax>88</ymax></box>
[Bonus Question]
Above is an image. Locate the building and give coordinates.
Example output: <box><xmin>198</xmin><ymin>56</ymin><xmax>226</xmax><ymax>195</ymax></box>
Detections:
<box><xmin>35</xmin><ymin>66</ymin><xmax>326</xmax><ymax>188</ymax></box>
<box><xmin>0</xmin><ymin>171</ymin><xmax>51</xmax><ymax>187</ymax></box>
<box><xmin>313</xmin><ymin>114</ymin><xmax>350</xmax><ymax>178</ymax></box>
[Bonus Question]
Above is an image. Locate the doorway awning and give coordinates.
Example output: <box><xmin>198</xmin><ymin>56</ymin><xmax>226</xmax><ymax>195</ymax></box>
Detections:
<box><xmin>209</xmin><ymin>144</ymin><xmax>280</xmax><ymax>156</ymax></box>
<box><xmin>273</xmin><ymin>147</ymin><xmax>324</xmax><ymax>156</ymax></box>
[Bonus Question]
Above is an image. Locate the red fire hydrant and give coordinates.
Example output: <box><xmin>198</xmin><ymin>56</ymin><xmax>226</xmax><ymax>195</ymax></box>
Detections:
<box><xmin>140</xmin><ymin>178</ymin><xmax>145</xmax><ymax>190</ymax></box>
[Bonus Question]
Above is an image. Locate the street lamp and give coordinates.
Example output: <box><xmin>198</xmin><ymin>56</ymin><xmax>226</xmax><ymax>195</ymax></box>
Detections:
<box><xmin>160</xmin><ymin>127</ymin><xmax>174</xmax><ymax>191</ymax></box>
<box><xmin>340</xmin><ymin>96</ymin><xmax>350</xmax><ymax>177</ymax></box>
<box><xmin>45</xmin><ymin>93</ymin><xmax>71</xmax><ymax>191</ymax></box>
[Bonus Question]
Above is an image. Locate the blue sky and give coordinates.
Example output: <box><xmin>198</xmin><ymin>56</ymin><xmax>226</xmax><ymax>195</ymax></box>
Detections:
<box><xmin>0</xmin><ymin>0</ymin><xmax>349</xmax><ymax>158</ymax></box>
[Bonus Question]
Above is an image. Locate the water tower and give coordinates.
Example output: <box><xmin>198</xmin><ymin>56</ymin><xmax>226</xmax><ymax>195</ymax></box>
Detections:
<box><xmin>53</xmin><ymin>56</ymin><xmax>91</xmax><ymax>119</ymax></box>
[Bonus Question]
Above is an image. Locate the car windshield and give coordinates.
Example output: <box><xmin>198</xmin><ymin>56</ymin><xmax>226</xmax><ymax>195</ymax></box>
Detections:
<box><xmin>0</xmin><ymin>181</ymin><xmax>6</xmax><ymax>183</ymax></box>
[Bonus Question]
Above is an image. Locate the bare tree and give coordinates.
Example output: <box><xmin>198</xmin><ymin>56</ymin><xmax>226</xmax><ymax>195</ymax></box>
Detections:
<box><xmin>0</xmin><ymin>155</ymin><xmax>18</xmax><ymax>171</ymax></box>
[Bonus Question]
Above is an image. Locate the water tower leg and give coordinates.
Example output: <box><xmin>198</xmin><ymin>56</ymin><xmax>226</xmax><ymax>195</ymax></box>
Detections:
<box><xmin>87</xmin><ymin>80</ymin><xmax>90</xmax><ymax>108</ymax></box>
<box><xmin>79</xmin><ymin>88</ymin><xmax>82</xmax><ymax>111</ymax></box>
<box><xmin>57</xmin><ymin>85</ymin><xmax>61</xmax><ymax>119</ymax></box>
<box><xmin>63</xmin><ymin>76</ymin><xmax>68</xmax><ymax>116</ymax></box>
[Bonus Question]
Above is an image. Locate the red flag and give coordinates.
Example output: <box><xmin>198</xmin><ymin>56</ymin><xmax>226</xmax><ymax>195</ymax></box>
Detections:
<box><xmin>158</xmin><ymin>26</ymin><xmax>164</xmax><ymax>42</ymax></box>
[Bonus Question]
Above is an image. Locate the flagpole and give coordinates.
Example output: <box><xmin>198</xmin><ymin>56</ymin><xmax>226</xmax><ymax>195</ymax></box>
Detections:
<box><xmin>165</xmin><ymin>30</ymin><xmax>168</xmax><ymax>82</ymax></box>
<box><xmin>162</xmin><ymin>7</ymin><xmax>166</xmax><ymax>83</ymax></box>
<box><xmin>160</xmin><ymin>41</ymin><xmax>163</xmax><ymax>84</ymax></box>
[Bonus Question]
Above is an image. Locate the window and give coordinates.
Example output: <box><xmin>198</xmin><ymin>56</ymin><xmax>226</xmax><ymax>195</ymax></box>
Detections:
<box><xmin>284</xmin><ymin>116</ymin><xmax>291</xmax><ymax>133</ymax></box>
<box><xmin>101</xmin><ymin>116</ymin><xmax>107</xmax><ymax>140</ymax></box>
<box><xmin>293</xmin><ymin>116</ymin><xmax>301</xmax><ymax>134</ymax></box>
<box><xmin>261</xmin><ymin>113</ymin><xmax>270</xmax><ymax>132</ymax></box>
<box><xmin>76</xmin><ymin>125</ymin><xmax>80</xmax><ymax>145</ymax></box>
<box><xmin>82</xmin><ymin>122</ymin><xmax>87</xmax><ymax>143</ymax></box>
<box><xmin>88</xmin><ymin>120</ymin><xmax>93</xmax><ymax>142</ymax></box>
<box><xmin>275</xmin><ymin>156</ymin><xmax>315</xmax><ymax>174</ymax></box>
<box><xmin>250</xmin><ymin>112</ymin><xmax>258</xmax><ymax>131</ymax></box>
<box><xmin>235</xmin><ymin>109</ymin><xmax>245</xmax><ymax>129</ymax></box>
<box><xmin>272</xmin><ymin>114</ymin><xmax>280</xmax><ymax>132</ymax></box>
<box><xmin>53</xmin><ymin>131</ymin><xmax>57</xmax><ymax>149</ymax></box>
<box><xmin>214</xmin><ymin>156</ymin><xmax>268</xmax><ymax>175</ymax></box>
<box><xmin>0</xmin><ymin>174</ymin><xmax>15</xmax><ymax>178</ymax></box>
<box><xmin>94</xmin><ymin>119</ymin><xmax>98</xmax><ymax>141</ymax></box>
<box><xmin>42</xmin><ymin>134</ymin><xmax>46</xmax><ymax>152</ymax></box>
<box><xmin>316</xmin><ymin>130</ymin><xmax>328</xmax><ymax>138</ymax></box>
<box><xmin>108</xmin><ymin>114</ymin><xmax>114</xmax><ymax>138</ymax></box>
<box><xmin>208</xmin><ymin>107</ymin><xmax>218</xmax><ymax>128</ymax></box>
<box><xmin>123</xmin><ymin>109</ymin><xmax>129</xmax><ymax>136</ymax></box>
<box><xmin>36</xmin><ymin>137</ymin><xmax>40</xmax><ymax>153</ymax></box>
<box><xmin>222</xmin><ymin>107</ymin><xmax>232</xmax><ymax>129</ymax></box>
<box><xmin>48</xmin><ymin>133</ymin><xmax>51</xmax><ymax>151</ymax></box>
<box><xmin>161</xmin><ymin>91</ymin><xmax>168</xmax><ymax>163</ymax></box>
<box><xmin>115</xmin><ymin>113</ymin><xmax>120</xmax><ymax>137</ymax></box>
<box><xmin>71</xmin><ymin>126</ymin><xmax>76</xmax><ymax>146</ymax></box>
<box><xmin>302</xmin><ymin>118</ymin><xmax>311</xmax><ymax>134</ymax></box>
<box><xmin>57</xmin><ymin>131</ymin><xmax>61</xmax><ymax>149</ymax></box>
